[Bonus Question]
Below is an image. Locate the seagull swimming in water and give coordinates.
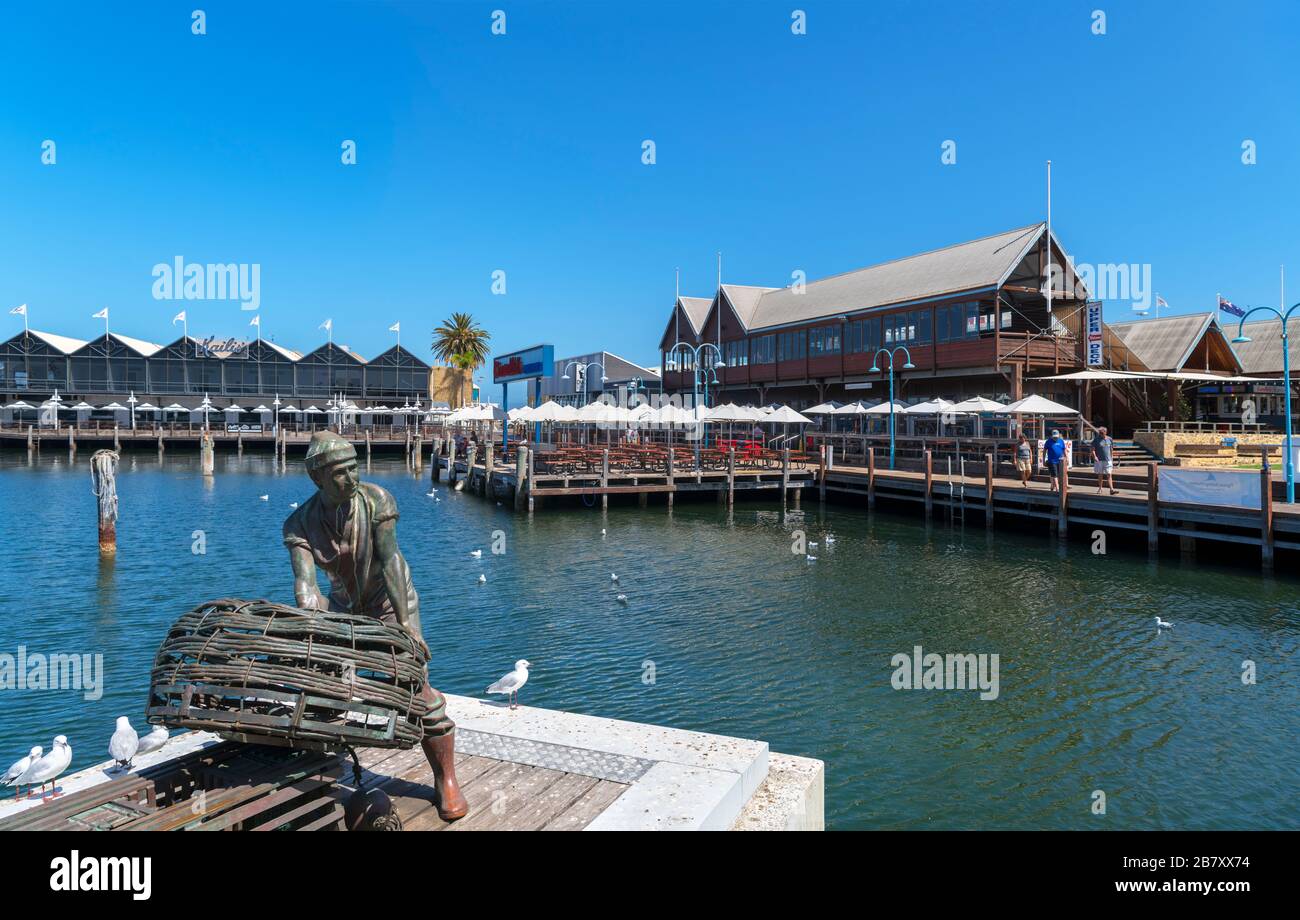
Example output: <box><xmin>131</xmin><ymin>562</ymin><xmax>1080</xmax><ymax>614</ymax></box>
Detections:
<box><xmin>470</xmin><ymin>550</ymin><xmax>483</xmax><ymax>558</ymax></box>
<box><xmin>616</xmin><ymin>593</ymin><xmax>628</xmax><ymax>605</ymax></box>
<box><xmin>478</xmin><ymin>574</ymin><xmax>487</xmax><ymax>584</ymax></box>
<box><xmin>806</xmin><ymin>554</ymin><xmax>817</xmax><ymax>562</ymax></box>
<box><xmin>1155</xmin><ymin>617</ymin><xmax>1174</xmax><ymax>630</ymax></box>
<box><xmin>17</xmin><ymin>736</ymin><xmax>71</xmax><ymax>799</ymax></box>
<box><xmin>601</xmin><ymin>528</ymin><xmax>607</xmax><ymax>537</ymax></box>
<box><xmin>2</xmin><ymin>746</ymin><xmax>41</xmax><ymax>799</ymax></box>
<box><xmin>486</xmin><ymin>660</ymin><xmax>531</xmax><ymax>709</ymax></box>
<box><xmin>135</xmin><ymin>725</ymin><xmax>169</xmax><ymax>757</ymax></box>
<box><xmin>258</xmin><ymin>495</ymin><xmax>269</xmax><ymax>501</ymax></box>
<box><xmin>825</xmin><ymin>534</ymin><xmax>836</xmax><ymax>545</ymax></box>
<box><xmin>610</xmin><ymin>573</ymin><xmax>618</xmax><ymax>583</ymax></box>
<box><xmin>108</xmin><ymin>716</ymin><xmax>139</xmax><ymax>770</ymax></box>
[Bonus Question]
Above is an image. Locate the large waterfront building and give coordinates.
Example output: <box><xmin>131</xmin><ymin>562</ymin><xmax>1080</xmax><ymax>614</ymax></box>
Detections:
<box><xmin>0</xmin><ymin>328</ymin><xmax>434</xmax><ymax>425</ymax></box>
<box><xmin>660</xmin><ymin>224</ymin><xmax>1101</xmax><ymax>412</ymax></box>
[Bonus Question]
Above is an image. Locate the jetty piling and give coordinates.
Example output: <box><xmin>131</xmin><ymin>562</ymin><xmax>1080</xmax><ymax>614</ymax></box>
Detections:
<box><xmin>923</xmin><ymin>450</ymin><xmax>933</xmax><ymax>520</ymax></box>
<box><xmin>200</xmin><ymin>431</ymin><xmax>215</xmax><ymax>476</ymax></box>
<box><xmin>1261</xmin><ymin>464</ymin><xmax>1274</xmax><ymax>573</ymax></box>
<box><xmin>984</xmin><ymin>453</ymin><xmax>994</xmax><ymax>528</ymax></box>
<box><xmin>90</xmin><ymin>449</ymin><xmax>120</xmax><ymax>555</ymax></box>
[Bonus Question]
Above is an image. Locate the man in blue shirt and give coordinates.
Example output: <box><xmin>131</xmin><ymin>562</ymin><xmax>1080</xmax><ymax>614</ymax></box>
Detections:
<box><xmin>1044</xmin><ymin>429</ymin><xmax>1068</xmax><ymax>492</ymax></box>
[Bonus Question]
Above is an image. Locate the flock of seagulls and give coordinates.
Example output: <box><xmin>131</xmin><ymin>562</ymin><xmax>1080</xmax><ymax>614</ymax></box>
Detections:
<box><xmin>806</xmin><ymin>532</ymin><xmax>835</xmax><ymax>562</ymax></box>
<box><xmin>3</xmin><ymin>718</ymin><xmax>171</xmax><ymax>803</ymax></box>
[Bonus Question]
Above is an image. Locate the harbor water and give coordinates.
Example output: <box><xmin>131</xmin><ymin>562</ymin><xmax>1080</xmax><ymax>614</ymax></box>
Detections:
<box><xmin>0</xmin><ymin>450</ymin><xmax>1297</xmax><ymax>829</ymax></box>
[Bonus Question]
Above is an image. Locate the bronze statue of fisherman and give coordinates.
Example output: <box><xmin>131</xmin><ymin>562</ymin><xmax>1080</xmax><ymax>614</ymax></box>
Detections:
<box><xmin>283</xmin><ymin>431</ymin><xmax>468</xmax><ymax>821</ymax></box>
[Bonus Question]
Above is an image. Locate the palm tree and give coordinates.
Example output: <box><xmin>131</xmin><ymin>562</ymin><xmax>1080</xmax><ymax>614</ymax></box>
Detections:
<box><xmin>432</xmin><ymin>313</ymin><xmax>491</xmax><ymax>368</ymax></box>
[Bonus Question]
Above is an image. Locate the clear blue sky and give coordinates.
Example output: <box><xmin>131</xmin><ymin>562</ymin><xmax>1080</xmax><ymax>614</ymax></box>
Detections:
<box><xmin>3</xmin><ymin>0</ymin><xmax>1298</xmax><ymax>395</ymax></box>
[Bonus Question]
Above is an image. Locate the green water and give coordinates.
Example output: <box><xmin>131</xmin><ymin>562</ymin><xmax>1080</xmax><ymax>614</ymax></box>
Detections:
<box><xmin>0</xmin><ymin>450</ymin><xmax>1297</xmax><ymax>829</ymax></box>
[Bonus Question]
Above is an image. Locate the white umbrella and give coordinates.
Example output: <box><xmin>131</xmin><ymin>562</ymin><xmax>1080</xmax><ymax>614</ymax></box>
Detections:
<box><xmin>368</xmin><ymin>405</ymin><xmax>392</xmax><ymax>413</ymax></box>
<box><xmin>1002</xmin><ymin>395</ymin><xmax>1078</xmax><ymax>415</ymax></box>
<box><xmin>251</xmin><ymin>405</ymin><xmax>270</xmax><ymax>414</ymax></box>
<box><xmin>832</xmin><ymin>400</ymin><xmax>872</xmax><ymax>415</ymax></box>
<box><xmin>864</xmin><ymin>400</ymin><xmax>908</xmax><ymax>414</ymax></box>
<box><xmin>950</xmin><ymin>396</ymin><xmax>1007</xmax><ymax>413</ymax></box>
<box><xmin>903</xmin><ymin>398</ymin><xmax>962</xmax><ymax>415</ymax></box>
<box><xmin>224</xmin><ymin>404</ymin><xmax>245</xmax><ymax>413</ymax></box>
<box><xmin>99</xmin><ymin>402</ymin><xmax>128</xmax><ymax>411</ymax></box>
<box><xmin>766</xmin><ymin>405</ymin><xmax>813</xmax><ymax>425</ymax></box>
<box><xmin>507</xmin><ymin>405</ymin><xmax>534</xmax><ymax>422</ymax></box>
<box><xmin>704</xmin><ymin>403</ymin><xmax>751</xmax><ymax>422</ymax></box>
<box><xmin>4</xmin><ymin>400</ymin><xmax>34</xmax><ymax>410</ymax></box>
<box><xmin>804</xmin><ymin>401</ymin><xmax>844</xmax><ymax>415</ymax></box>
<box><xmin>71</xmin><ymin>401</ymin><xmax>95</xmax><ymax>411</ymax></box>
<box><xmin>303</xmin><ymin>405</ymin><xmax>325</xmax><ymax>414</ymax></box>
<box><xmin>278</xmin><ymin>405</ymin><xmax>300</xmax><ymax>413</ymax></box>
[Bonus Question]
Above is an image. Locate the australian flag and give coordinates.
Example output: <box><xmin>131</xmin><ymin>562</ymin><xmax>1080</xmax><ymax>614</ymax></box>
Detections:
<box><xmin>1218</xmin><ymin>295</ymin><xmax>1245</xmax><ymax>317</ymax></box>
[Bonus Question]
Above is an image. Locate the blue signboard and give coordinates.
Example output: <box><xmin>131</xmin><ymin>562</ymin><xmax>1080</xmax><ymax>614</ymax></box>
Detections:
<box><xmin>493</xmin><ymin>344</ymin><xmax>554</xmax><ymax>384</ymax></box>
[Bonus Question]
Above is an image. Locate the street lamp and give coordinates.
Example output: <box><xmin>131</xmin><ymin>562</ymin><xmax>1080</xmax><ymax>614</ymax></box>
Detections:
<box><xmin>667</xmin><ymin>342</ymin><xmax>725</xmax><ymax>409</ymax></box>
<box><xmin>200</xmin><ymin>392</ymin><xmax>213</xmax><ymax>431</ymax></box>
<box><xmin>1233</xmin><ymin>302</ymin><xmax>1299</xmax><ymax>503</ymax></box>
<box><xmin>868</xmin><ymin>345</ymin><xmax>915</xmax><ymax>470</ymax></box>
<box><xmin>273</xmin><ymin>393</ymin><xmax>281</xmax><ymax>437</ymax></box>
<box><xmin>127</xmin><ymin>391</ymin><xmax>137</xmax><ymax>431</ymax></box>
<box><xmin>561</xmin><ymin>361</ymin><xmax>607</xmax><ymax>406</ymax></box>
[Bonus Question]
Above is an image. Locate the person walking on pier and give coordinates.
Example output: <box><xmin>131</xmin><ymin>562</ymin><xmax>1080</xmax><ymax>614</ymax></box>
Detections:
<box><xmin>1044</xmin><ymin>429</ymin><xmax>1067</xmax><ymax>492</ymax></box>
<box><xmin>1091</xmin><ymin>426</ymin><xmax>1117</xmax><ymax>495</ymax></box>
<box><xmin>1015</xmin><ymin>434</ymin><xmax>1033</xmax><ymax>487</ymax></box>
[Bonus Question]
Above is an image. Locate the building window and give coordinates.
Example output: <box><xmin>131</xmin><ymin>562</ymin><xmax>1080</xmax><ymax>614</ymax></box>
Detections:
<box><xmin>751</xmin><ymin>335</ymin><xmax>775</xmax><ymax>365</ymax></box>
<box><xmin>808</xmin><ymin>325</ymin><xmax>841</xmax><ymax>357</ymax></box>
<box><xmin>724</xmin><ymin>339</ymin><xmax>748</xmax><ymax>367</ymax></box>
<box><xmin>777</xmin><ymin>330</ymin><xmax>806</xmax><ymax>362</ymax></box>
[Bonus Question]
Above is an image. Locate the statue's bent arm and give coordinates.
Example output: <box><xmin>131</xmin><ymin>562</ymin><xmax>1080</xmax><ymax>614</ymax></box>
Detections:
<box><xmin>289</xmin><ymin>544</ymin><xmax>328</xmax><ymax>610</ymax></box>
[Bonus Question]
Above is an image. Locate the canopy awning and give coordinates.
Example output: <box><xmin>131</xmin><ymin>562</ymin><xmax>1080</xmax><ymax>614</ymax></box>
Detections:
<box><xmin>1033</xmin><ymin>369</ymin><xmax>1278</xmax><ymax>383</ymax></box>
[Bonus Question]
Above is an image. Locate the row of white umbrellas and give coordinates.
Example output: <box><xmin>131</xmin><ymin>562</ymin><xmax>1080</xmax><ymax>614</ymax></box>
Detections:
<box><xmin>503</xmin><ymin>400</ymin><xmax>819</xmax><ymax>426</ymax></box>
<box><xmin>804</xmin><ymin>395</ymin><xmax>1077</xmax><ymax>416</ymax></box>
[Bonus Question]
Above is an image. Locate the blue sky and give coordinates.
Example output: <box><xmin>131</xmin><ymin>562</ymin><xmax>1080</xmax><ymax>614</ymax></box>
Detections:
<box><xmin>2</xmin><ymin>0</ymin><xmax>1298</xmax><ymax>393</ymax></box>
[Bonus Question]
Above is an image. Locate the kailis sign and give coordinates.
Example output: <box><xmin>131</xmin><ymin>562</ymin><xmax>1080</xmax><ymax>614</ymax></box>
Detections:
<box><xmin>492</xmin><ymin>344</ymin><xmax>554</xmax><ymax>383</ymax></box>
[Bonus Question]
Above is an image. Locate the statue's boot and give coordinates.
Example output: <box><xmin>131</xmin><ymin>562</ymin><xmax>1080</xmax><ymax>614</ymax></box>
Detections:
<box><xmin>423</xmin><ymin>731</ymin><xmax>468</xmax><ymax>821</ymax></box>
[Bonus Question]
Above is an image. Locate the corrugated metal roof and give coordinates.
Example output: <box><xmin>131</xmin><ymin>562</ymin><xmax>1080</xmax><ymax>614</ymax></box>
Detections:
<box><xmin>1109</xmin><ymin>313</ymin><xmax>1222</xmax><ymax>372</ymax></box>
<box><xmin>721</xmin><ymin>284</ymin><xmax>778</xmax><ymax>329</ymax></box>
<box><xmin>745</xmin><ymin>224</ymin><xmax>1045</xmax><ymax>331</ymax></box>
<box><xmin>1229</xmin><ymin>318</ymin><xmax>1300</xmax><ymax>374</ymax></box>
<box><xmin>112</xmin><ymin>332</ymin><xmax>165</xmax><ymax>357</ymax></box>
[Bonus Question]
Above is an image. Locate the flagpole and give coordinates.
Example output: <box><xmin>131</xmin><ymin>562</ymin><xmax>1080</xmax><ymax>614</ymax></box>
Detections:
<box><xmin>1046</xmin><ymin>159</ymin><xmax>1052</xmax><ymax>320</ymax></box>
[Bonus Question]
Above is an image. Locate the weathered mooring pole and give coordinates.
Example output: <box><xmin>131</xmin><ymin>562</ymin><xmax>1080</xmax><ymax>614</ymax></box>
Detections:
<box><xmin>201</xmin><ymin>430</ymin><xmax>215</xmax><ymax>476</ymax></box>
<box><xmin>90</xmin><ymin>449</ymin><xmax>120</xmax><ymax>555</ymax></box>
<box><xmin>513</xmin><ymin>444</ymin><xmax>528</xmax><ymax>511</ymax></box>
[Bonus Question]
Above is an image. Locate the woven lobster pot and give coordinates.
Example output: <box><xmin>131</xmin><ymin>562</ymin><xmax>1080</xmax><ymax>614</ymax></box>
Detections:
<box><xmin>147</xmin><ymin>598</ymin><xmax>430</xmax><ymax>752</ymax></box>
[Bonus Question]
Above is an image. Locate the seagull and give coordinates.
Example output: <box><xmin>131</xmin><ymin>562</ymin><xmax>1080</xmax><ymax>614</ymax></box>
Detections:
<box><xmin>18</xmin><ymin>736</ymin><xmax>71</xmax><ymax>799</ymax></box>
<box><xmin>601</xmin><ymin>528</ymin><xmax>607</xmax><ymax>537</ymax></box>
<box><xmin>258</xmin><ymin>495</ymin><xmax>269</xmax><ymax>501</ymax></box>
<box><xmin>610</xmin><ymin>573</ymin><xmax>619</xmax><ymax>583</ymax></box>
<box><xmin>825</xmin><ymin>534</ymin><xmax>836</xmax><ymax>545</ymax></box>
<box><xmin>808</xmin><ymin>541</ymin><xmax>819</xmax><ymax>548</ymax></box>
<box><xmin>1155</xmin><ymin>617</ymin><xmax>1174</xmax><ymax>630</ymax></box>
<box><xmin>470</xmin><ymin>550</ymin><xmax>483</xmax><ymax>558</ymax></box>
<box><xmin>135</xmin><ymin>725</ymin><xmax>169</xmax><ymax>757</ymax></box>
<box><xmin>289</xmin><ymin>501</ymin><xmax>299</xmax><ymax>509</ymax></box>
<box><xmin>478</xmin><ymin>574</ymin><xmax>487</xmax><ymax>584</ymax></box>
<box><xmin>2</xmin><ymin>746</ymin><xmax>41</xmax><ymax>799</ymax></box>
<box><xmin>806</xmin><ymin>554</ymin><xmax>817</xmax><ymax>562</ymax></box>
<box><xmin>486</xmin><ymin>660</ymin><xmax>531</xmax><ymax>709</ymax></box>
<box><xmin>454</xmin><ymin>480</ymin><xmax>465</xmax><ymax>492</ymax></box>
<box><xmin>616</xmin><ymin>593</ymin><xmax>628</xmax><ymax>605</ymax></box>
<box><xmin>108</xmin><ymin>717</ymin><xmax>139</xmax><ymax>770</ymax></box>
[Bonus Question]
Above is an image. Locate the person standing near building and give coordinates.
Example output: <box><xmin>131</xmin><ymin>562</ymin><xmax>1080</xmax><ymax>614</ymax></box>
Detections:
<box><xmin>1091</xmin><ymin>425</ymin><xmax>1117</xmax><ymax>495</ymax></box>
<box><xmin>1044</xmin><ymin>429</ymin><xmax>1067</xmax><ymax>493</ymax></box>
<box><xmin>1015</xmin><ymin>434</ymin><xmax>1033</xmax><ymax>487</ymax></box>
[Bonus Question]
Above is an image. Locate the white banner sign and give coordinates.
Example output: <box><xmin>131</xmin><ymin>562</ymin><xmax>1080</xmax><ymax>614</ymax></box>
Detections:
<box><xmin>1158</xmin><ymin>468</ymin><xmax>1260</xmax><ymax>510</ymax></box>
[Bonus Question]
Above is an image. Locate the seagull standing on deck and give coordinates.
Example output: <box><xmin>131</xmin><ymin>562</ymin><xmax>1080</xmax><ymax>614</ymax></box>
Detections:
<box><xmin>2</xmin><ymin>746</ymin><xmax>41</xmax><ymax>799</ymax></box>
<box><xmin>486</xmin><ymin>660</ymin><xmax>531</xmax><ymax>709</ymax></box>
<box><xmin>135</xmin><ymin>725</ymin><xmax>169</xmax><ymax>757</ymax></box>
<box><xmin>108</xmin><ymin>716</ymin><xmax>139</xmax><ymax>770</ymax></box>
<box><xmin>17</xmin><ymin>736</ymin><xmax>71</xmax><ymax>799</ymax></box>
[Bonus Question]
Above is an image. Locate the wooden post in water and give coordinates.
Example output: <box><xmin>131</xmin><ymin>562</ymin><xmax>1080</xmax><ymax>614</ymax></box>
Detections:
<box><xmin>484</xmin><ymin>442</ymin><xmax>495</xmax><ymax>498</ymax></box>
<box><xmin>237</xmin><ymin>432</ymin><xmax>243</xmax><ymax>456</ymax></box>
<box><xmin>465</xmin><ymin>444</ymin><xmax>478</xmax><ymax>493</ymax></box>
<box><xmin>867</xmin><ymin>446</ymin><xmax>876</xmax><ymax>510</ymax></box>
<box><xmin>923</xmin><ymin>450</ymin><xmax>933</xmax><ymax>520</ymax></box>
<box><xmin>413</xmin><ymin>434</ymin><xmax>424</xmax><ymax>473</ymax></box>
<box><xmin>513</xmin><ymin>444</ymin><xmax>528</xmax><ymax>511</ymax></box>
<box><xmin>157</xmin><ymin>431</ymin><xmax>165</xmax><ymax>454</ymax></box>
<box><xmin>26</xmin><ymin>425</ymin><xmax>34</xmax><ymax>453</ymax></box>
<box><xmin>984</xmin><ymin>452</ymin><xmax>994</xmax><ymax>529</ymax></box>
<box><xmin>113</xmin><ymin>425</ymin><xmax>121</xmax><ymax>452</ymax></box>
<box><xmin>818</xmin><ymin>445</ymin><xmax>826</xmax><ymax>503</ymax></box>
<box><xmin>447</xmin><ymin>437</ymin><xmax>458</xmax><ymax>484</ymax></box>
<box><xmin>526</xmin><ymin>442</ymin><xmax>536</xmax><ymax>512</ymax></box>
<box><xmin>405</xmin><ymin>428</ymin><xmax>412</xmax><ymax>468</ymax></box>
<box><xmin>68</xmin><ymin>426</ymin><xmax>76</xmax><ymax>454</ymax></box>
<box><xmin>1058</xmin><ymin>460</ymin><xmax>1069</xmax><ymax>543</ymax></box>
<box><xmin>728</xmin><ymin>448</ymin><xmax>736</xmax><ymax>507</ymax></box>
<box><xmin>781</xmin><ymin>448</ymin><xmax>790</xmax><ymax>506</ymax></box>
<box><xmin>1261</xmin><ymin>464</ymin><xmax>1274</xmax><ymax>573</ymax></box>
<box><xmin>601</xmin><ymin>448</ymin><xmax>610</xmax><ymax>510</ymax></box>
<box><xmin>90</xmin><ymin>449</ymin><xmax>120</xmax><ymax>555</ymax></box>
<box><xmin>366</xmin><ymin>429</ymin><xmax>373</xmax><ymax>464</ymax></box>
<box><xmin>200</xmin><ymin>431</ymin><xmax>215</xmax><ymax>476</ymax></box>
<box><xmin>667</xmin><ymin>448</ymin><xmax>675</xmax><ymax>511</ymax></box>
<box><xmin>1146</xmin><ymin>463</ymin><xmax>1159</xmax><ymax>556</ymax></box>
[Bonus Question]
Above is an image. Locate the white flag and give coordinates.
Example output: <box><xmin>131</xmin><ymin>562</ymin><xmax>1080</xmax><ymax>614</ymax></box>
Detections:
<box><xmin>249</xmin><ymin>315</ymin><xmax>260</xmax><ymax>327</ymax></box>
<box><xmin>389</xmin><ymin>322</ymin><xmax>400</xmax><ymax>333</ymax></box>
<box><xmin>172</xmin><ymin>310</ymin><xmax>186</xmax><ymax>324</ymax></box>
<box><xmin>319</xmin><ymin>318</ymin><xmax>332</xmax><ymax>332</ymax></box>
<box><xmin>9</xmin><ymin>304</ymin><xmax>26</xmax><ymax>316</ymax></box>
<box><xmin>92</xmin><ymin>308</ymin><xmax>109</xmax><ymax>320</ymax></box>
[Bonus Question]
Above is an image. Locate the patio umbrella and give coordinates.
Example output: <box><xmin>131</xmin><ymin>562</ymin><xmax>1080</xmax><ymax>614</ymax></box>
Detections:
<box><xmin>864</xmin><ymin>400</ymin><xmax>908</xmax><ymax>414</ymax></box>
<box><xmin>949</xmin><ymin>396</ymin><xmax>1007</xmax><ymax>437</ymax></box>
<box><xmin>1002</xmin><ymin>394</ymin><xmax>1079</xmax><ymax>439</ymax></box>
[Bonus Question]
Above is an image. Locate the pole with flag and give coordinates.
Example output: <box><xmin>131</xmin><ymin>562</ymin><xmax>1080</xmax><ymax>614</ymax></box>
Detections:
<box><xmin>389</xmin><ymin>321</ymin><xmax>400</xmax><ymax>349</ymax></box>
<box><xmin>9</xmin><ymin>304</ymin><xmax>27</xmax><ymax>333</ymax></box>
<box><xmin>250</xmin><ymin>314</ymin><xmax>261</xmax><ymax>344</ymax></box>
<box><xmin>320</xmin><ymin>318</ymin><xmax>332</xmax><ymax>345</ymax></box>
<box><xmin>92</xmin><ymin>307</ymin><xmax>109</xmax><ymax>337</ymax></box>
<box><xmin>1155</xmin><ymin>294</ymin><xmax>1168</xmax><ymax>319</ymax></box>
<box><xmin>172</xmin><ymin>310</ymin><xmax>187</xmax><ymax>341</ymax></box>
<box><xmin>1218</xmin><ymin>294</ymin><xmax>1246</xmax><ymax>318</ymax></box>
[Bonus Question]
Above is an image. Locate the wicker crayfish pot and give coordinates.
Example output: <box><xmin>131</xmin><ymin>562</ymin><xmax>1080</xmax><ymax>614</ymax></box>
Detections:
<box><xmin>147</xmin><ymin>598</ymin><xmax>430</xmax><ymax>752</ymax></box>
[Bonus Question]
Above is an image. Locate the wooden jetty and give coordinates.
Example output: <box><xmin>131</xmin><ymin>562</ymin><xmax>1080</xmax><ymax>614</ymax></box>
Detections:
<box><xmin>0</xmin><ymin>695</ymin><xmax>824</xmax><ymax>832</ymax></box>
<box><xmin>0</xmin><ymin>423</ymin><xmax>440</xmax><ymax>458</ymax></box>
